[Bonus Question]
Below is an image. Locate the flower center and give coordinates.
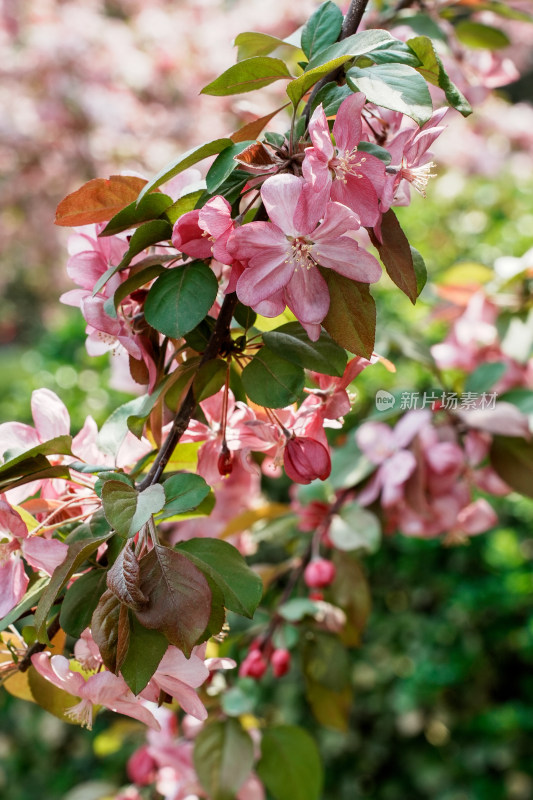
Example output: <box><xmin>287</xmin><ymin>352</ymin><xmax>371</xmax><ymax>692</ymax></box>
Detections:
<box><xmin>286</xmin><ymin>237</ymin><xmax>315</xmax><ymax>271</ymax></box>
<box><xmin>66</xmin><ymin>698</ymin><xmax>94</xmax><ymax>729</ymax></box>
<box><xmin>330</xmin><ymin>147</ymin><xmax>367</xmax><ymax>184</ymax></box>
<box><xmin>400</xmin><ymin>159</ymin><xmax>436</xmax><ymax>197</ymax></box>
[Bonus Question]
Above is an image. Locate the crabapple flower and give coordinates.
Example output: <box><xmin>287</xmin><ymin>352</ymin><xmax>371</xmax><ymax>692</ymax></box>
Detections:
<box><xmin>296</xmin><ymin>94</ymin><xmax>386</xmax><ymax>228</ymax></box>
<box><xmin>228</xmin><ymin>174</ymin><xmax>381</xmax><ymax>340</ymax></box>
<box><xmin>31</xmin><ymin>653</ymin><xmax>159</xmax><ymax>730</ymax></box>
<box><xmin>172</xmin><ymin>195</ymin><xmax>234</xmax><ymax>264</ymax></box>
<box><xmin>141</xmin><ymin>644</ymin><xmax>235</xmax><ymax>721</ymax></box>
<box><xmin>356</xmin><ymin>410</ymin><xmax>431</xmax><ymax>507</ymax></box>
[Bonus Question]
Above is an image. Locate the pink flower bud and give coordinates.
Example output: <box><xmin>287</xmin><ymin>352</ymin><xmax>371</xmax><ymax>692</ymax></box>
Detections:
<box><xmin>284</xmin><ymin>436</ymin><xmax>331</xmax><ymax>485</ymax></box>
<box><xmin>270</xmin><ymin>648</ymin><xmax>291</xmax><ymax>678</ymax></box>
<box><xmin>239</xmin><ymin>649</ymin><xmax>268</xmax><ymax>680</ymax></box>
<box><xmin>304</xmin><ymin>557</ymin><xmax>336</xmax><ymax>588</ymax></box>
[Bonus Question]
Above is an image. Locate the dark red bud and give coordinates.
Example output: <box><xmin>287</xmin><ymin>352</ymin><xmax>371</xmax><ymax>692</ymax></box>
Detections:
<box><xmin>239</xmin><ymin>649</ymin><xmax>268</xmax><ymax>680</ymax></box>
<box><xmin>304</xmin><ymin>557</ymin><xmax>336</xmax><ymax>589</ymax></box>
<box><xmin>217</xmin><ymin>444</ymin><xmax>233</xmax><ymax>476</ymax></box>
<box><xmin>284</xmin><ymin>436</ymin><xmax>331</xmax><ymax>485</ymax></box>
<box><xmin>270</xmin><ymin>648</ymin><xmax>291</xmax><ymax>678</ymax></box>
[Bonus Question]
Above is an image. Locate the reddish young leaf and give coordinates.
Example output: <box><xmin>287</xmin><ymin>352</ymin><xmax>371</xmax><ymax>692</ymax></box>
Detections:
<box><xmin>55</xmin><ymin>176</ymin><xmax>148</xmax><ymax>227</ymax></box>
<box><xmin>91</xmin><ymin>589</ymin><xmax>127</xmax><ymax>674</ymax></box>
<box><xmin>135</xmin><ymin>545</ymin><xmax>212</xmax><ymax>656</ymax></box>
<box><xmin>368</xmin><ymin>210</ymin><xmax>418</xmax><ymax>303</ymax></box>
<box><xmin>230</xmin><ymin>105</ymin><xmax>288</xmax><ymax>143</ymax></box>
<box><xmin>320</xmin><ymin>270</ymin><xmax>376</xmax><ymax>358</ymax></box>
<box><xmin>106</xmin><ymin>542</ymin><xmax>149</xmax><ymax>612</ymax></box>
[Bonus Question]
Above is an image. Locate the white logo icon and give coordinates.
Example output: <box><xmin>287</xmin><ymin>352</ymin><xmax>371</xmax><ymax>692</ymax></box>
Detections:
<box><xmin>375</xmin><ymin>390</ymin><xmax>395</xmax><ymax>411</ymax></box>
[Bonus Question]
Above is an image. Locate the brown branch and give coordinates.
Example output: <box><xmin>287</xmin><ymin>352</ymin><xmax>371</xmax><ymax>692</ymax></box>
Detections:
<box><xmin>303</xmin><ymin>0</ymin><xmax>371</xmax><ymax>125</ymax></box>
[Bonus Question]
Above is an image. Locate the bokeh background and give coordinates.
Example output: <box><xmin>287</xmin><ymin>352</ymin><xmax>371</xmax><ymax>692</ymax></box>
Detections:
<box><xmin>1</xmin><ymin>1</ymin><xmax>533</xmax><ymax>798</ymax></box>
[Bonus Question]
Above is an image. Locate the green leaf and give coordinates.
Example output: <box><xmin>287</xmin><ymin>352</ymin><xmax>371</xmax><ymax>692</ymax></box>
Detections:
<box><xmin>473</xmin><ymin>1</ymin><xmax>533</xmax><ymax>21</ymax></box>
<box><xmin>0</xmin><ymin>436</ymin><xmax>72</xmax><ymax>478</ymax></box>
<box><xmin>278</xmin><ymin>598</ymin><xmax>319</xmax><ymax>622</ymax></box>
<box><xmin>263</xmin><ymin>322</ymin><xmax>347</xmax><ymax>376</ymax></box>
<box><xmin>92</xmin><ymin>219</ymin><xmax>172</xmax><ymax>295</ymax></box>
<box><xmin>242</xmin><ymin>347</ymin><xmax>305</xmax><ymax>408</ymax></box>
<box><xmin>101</xmin><ymin>480</ymin><xmax>165</xmax><ymax>538</ymax></box>
<box><xmin>329</xmin><ymin>502</ymin><xmax>381</xmax><ymax>553</ymax></box>
<box><xmin>165</xmin><ymin>188</ymin><xmax>206</xmax><ymax>225</ymax></box>
<box><xmin>407</xmin><ymin>36</ymin><xmax>472</xmax><ymax>117</ymax></box>
<box><xmin>176</xmin><ymin>538</ymin><xmax>263</xmax><ymax>618</ymax></box>
<box><xmin>159</xmin><ymin>473</ymin><xmax>211</xmax><ymax>520</ymax></box>
<box><xmin>301</xmin><ymin>2</ymin><xmax>343</xmax><ymax>61</ymax></box>
<box><xmin>306</xmin><ymin>29</ymin><xmax>394</xmax><ymax>70</ymax></box>
<box><xmin>221</xmin><ymin>679</ymin><xmax>261</xmax><ymax>717</ymax></box>
<box><xmin>305</xmin><ymin>682</ymin><xmax>353</xmax><ymax>732</ymax></box>
<box><xmin>500</xmin><ymin>389</ymin><xmax>533</xmax><ymax>416</ymax></box>
<box><xmin>120</xmin><ymin>612</ymin><xmax>168</xmax><ymax>695</ymax></box>
<box><xmin>0</xmin><ymin>577</ymin><xmax>48</xmax><ymax>632</ymax></box>
<box><xmin>59</xmin><ymin>568</ymin><xmax>108</xmax><ymax>638</ymax></box>
<box><xmin>320</xmin><ymin>271</ymin><xmax>376</xmax><ymax>358</ymax></box>
<box><xmin>135</xmin><ymin>545</ymin><xmax>212</xmax><ymax>656</ymax></box>
<box><xmin>490</xmin><ymin>437</ymin><xmax>533</xmax><ymax>499</ymax></box>
<box><xmin>411</xmin><ymin>245</ymin><xmax>427</xmax><ymax>295</ymax></box>
<box><xmin>233</xmin><ymin>303</ymin><xmax>257</xmax><ymax>329</ymax></box>
<box><xmin>346</xmin><ymin>63</ymin><xmax>433</xmax><ymax>125</ymax></box>
<box><xmin>112</xmin><ymin>264</ymin><xmax>165</xmax><ymax>311</ymax></box>
<box><xmin>309</xmin><ymin>81</ymin><xmax>352</xmax><ymax>116</ymax></box>
<box><xmin>370</xmin><ymin>209</ymin><xmax>418</xmax><ymax>303</ymax></box>
<box><xmin>100</xmin><ymin>192</ymin><xmax>173</xmax><ymax>237</ymax></box>
<box><xmin>398</xmin><ymin>13</ymin><xmax>448</xmax><ymax>42</ymax></box>
<box><xmin>65</xmin><ymin>509</ymin><xmax>111</xmax><ymax>543</ymax></box>
<box><xmin>0</xmin><ymin>459</ymin><xmax>70</xmax><ymax>495</ymax></box>
<box><xmin>193</xmin><ymin>359</ymin><xmax>227</xmax><ymax>403</ymax></box>
<box><xmin>206</xmin><ymin>142</ymin><xmax>254</xmax><ymax>194</ymax></box>
<box><xmin>330</xmin><ymin>551</ymin><xmax>371</xmax><ymax>647</ymax></box>
<box><xmin>97</xmin><ymin>388</ymin><xmax>165</xmax><ymax>455</ymax></box>
<box><xmin>358</xmin><ymin>141</ymin><xmax>392</xmax><ymax>164</ymax></box>
<box><xmin>138</xmin><ymin>139</ymin><xmax>233</xmax><ymax>200</ymax></box>
<box><xmin>201</xmin><ymin>57</ymin><xmax>292</xmax><ymax>96</ymax></box>
<box><xmin>455</xmin><ymin>20</ymin><xmax>510</xmax><ymax>49</ymax></box>
<box><xmin>144</xmin><ymin>263</ymin><xmax>219</xmax><ymax>339</ymax></box>
<box><xmin>194</xmin><ymin>719</ymin><xmax>255</xmax><ymax>800</ymax></box>
<box><xmin>287</xmin><ymin>56</ymin><xmax>356</xmax><ymax>107</ymax></box>
<box><xmin>34</xmin><ymin>533</ymin><xmax>113</xmax><ymax>641</ymax></box>
<box><xmin>369</xmin><ymin>40</ymin><xmax>422</xmax><ymax>66</ymax></box>
<box><xmin>257</xmin><ymin>726</ymin><xmax>323</xmax><ymax>800</ymax></box>
<box><xmin>465</xmin><ymin>362</ymin><xmax>507</xmax><ymax>395</ymax></box>
<box><xmin>234</xmin><ymin>31</ymin><xmax>293</xmax><ymax>61</ymax></box>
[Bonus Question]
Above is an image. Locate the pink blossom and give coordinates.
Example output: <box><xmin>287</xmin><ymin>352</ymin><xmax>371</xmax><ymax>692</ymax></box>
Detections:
<box><xmin>380</xmin><ymin>110</ymin><xmax>446</xmax><ymax>209</ymax></box>
<box><xmin>228</xmin><ymin>174</ymin><xmax>381</xmax><ymax>339</ymax></box>
<box><xmin>141</xmin><ymin>644</ymin><xmax>235</xmax><ymax>721</ymax></box>
<box><xmin>356</xmin><ymin>410</ymin><xmax>431</xmax><ymax>507</ymax></box>
<box><xmin>172</xmin><ymin>195</ymin><xmax>235</xmax><ymax>263</ymax></box>
<box><xmin>0</xmin><ymin>494</ymin><xmax>68</xmax><ymax>619</ymax></box>
<box><xmin>297</xmin><ymin>94</ymin><xmax>386</xmax><ymax>228</ymax></box>
<box><xmin>31</xmin><ymin>653</ymin><xmax>159</xmax><ymax>730</ymax></box>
